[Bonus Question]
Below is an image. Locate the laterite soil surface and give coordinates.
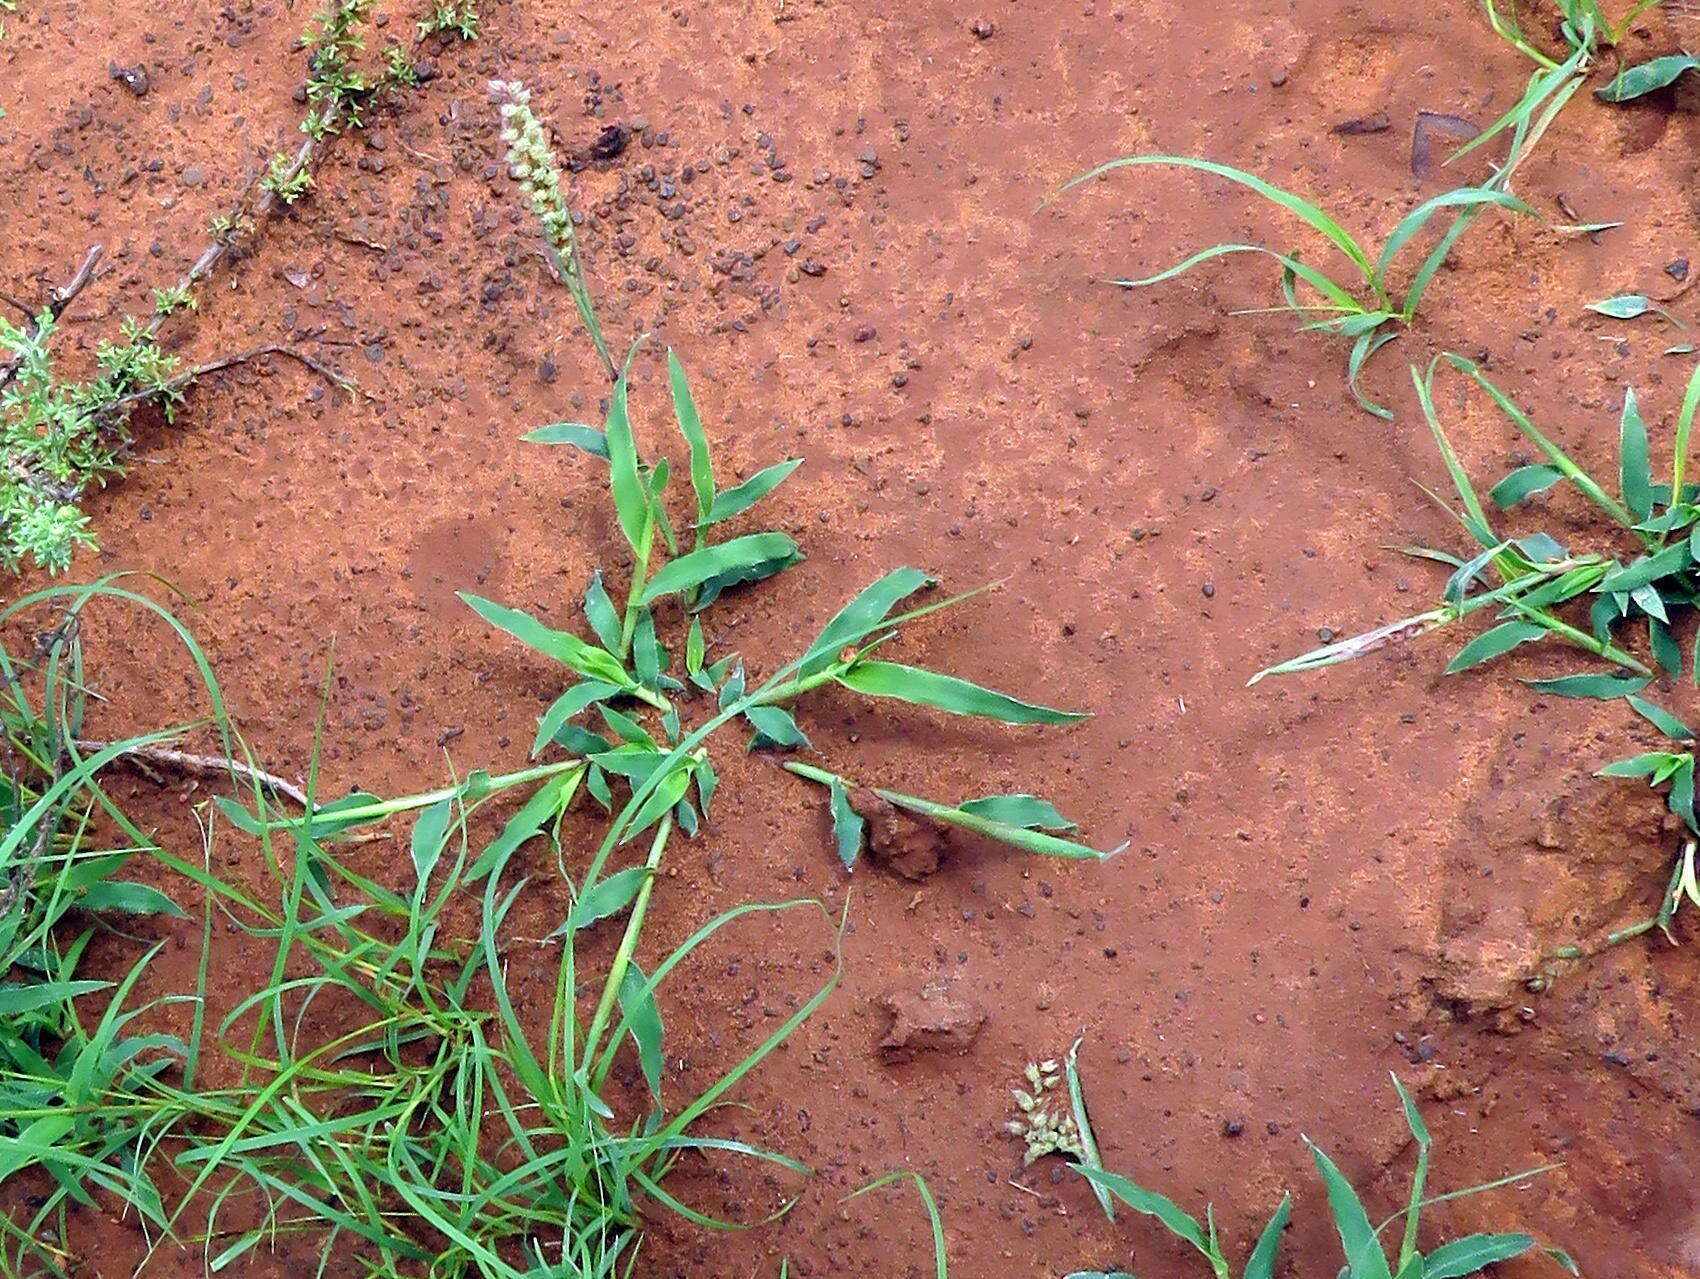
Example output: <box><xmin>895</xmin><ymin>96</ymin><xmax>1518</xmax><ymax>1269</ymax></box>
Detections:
<box><xmin>3</xmin><ymin>1</ymin><xmax>1699</xmax><ymax>1275</ymax></box>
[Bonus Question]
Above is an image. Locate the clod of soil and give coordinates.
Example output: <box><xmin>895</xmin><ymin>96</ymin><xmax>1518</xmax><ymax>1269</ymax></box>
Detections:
<box><xmin>878</xmin><ymin>982</ymin><xmax>987</xmax><ymax>1061</ymax></box>
<box><xmin>849</xmin><ymin>786</ymin><xmax>950</xmax><ymax>879</ymax></box>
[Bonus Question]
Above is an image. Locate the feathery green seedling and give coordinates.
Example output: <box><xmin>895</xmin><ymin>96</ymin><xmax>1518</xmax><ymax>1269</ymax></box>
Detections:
<box><xmin>1047</xmin><ymin>158</ymin><xmax>1537</xmax><ymax>417</ymax></box>
<box><xmin>0</xmin><ymin>311</ymin><xmax>182</xmax><ymax>572</ymax></box>
<box><xmin>419</xmin><ymin>0</ymin><xmax>478</xmax><ymax>39</ymax></box>
<box><xmin>0</xmin><ymin>0</ymin><xmax>410</xmax><ymax>575</ymax></box>
<box><xmin>1067</xmin><ymin>1076</ymin><xmax>1572</xmax><ymax>1279</ymax></box>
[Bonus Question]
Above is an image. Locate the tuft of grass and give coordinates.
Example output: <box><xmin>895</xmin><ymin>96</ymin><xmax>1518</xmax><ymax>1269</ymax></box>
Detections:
<box><xmin>1066</xmin><ymin>1074</ymin><xmax>1573</xmax><ymax>1279</ymax></box>
<box><xmin>1046</xmin><ymin>157</ymin><xmax>1537</xmax><ymax>417</ymax></box>
<box><xmin>485</xmin><ymin>94</ymin><xmax>1116</xmax><ymax>870</ymax></box>
<box><xmin>448</xmin><ymin>343</ymin><xmax>1115</xmax><ymax>868</ymax></box>
<box><xmin>1251</xmin><ymin>355</ymin><xmax>1700</xmax><ymax>688</ymax></box>
<box><xmin>0</xmin><ymin>581</ymin><xmax>846</xmax><ymax>1277</ymax></box>
<box><xmin>1252</xmin><ymin>355</ymin><xmax>1700</xmax><ymax>953</ymax></box>
<box><xmin>1472</xmin><ymin>1</ymin><xmax>1692</xmax><ymax>157</ymax></box>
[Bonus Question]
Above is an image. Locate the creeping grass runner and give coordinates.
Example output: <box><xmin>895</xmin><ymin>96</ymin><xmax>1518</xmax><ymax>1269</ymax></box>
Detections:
<box><xmin>1061</xmin><ymin>1074</ymin><xmax>1573</xmax><ymax>1279</ymax></box>
<box><xmin>1254</xmin><ymin>355</ymin><xmax>1700</xmax><ymax>959</ymax></box>
<box><xmin>1047</xmin><ymin>156</ymin><xmax>1538</xmax><ymax>418</ymax></box>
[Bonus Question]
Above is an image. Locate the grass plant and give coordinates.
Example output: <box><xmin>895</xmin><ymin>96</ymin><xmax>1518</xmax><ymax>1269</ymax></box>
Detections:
<box><xmin>1048</xmin><ymin>158</ymin><xmax>1537</xmax><ymax>417</ymax></box>
<box><xmin>0</xmin><ymin>580</ymin><xmax>845</xmax><ymax>1277</ymax></box>
<box><xmin>1253</xmin><ymin>355</ymin><xmax>1700</xmax><ymax>953</ymax></box>
<box><xmin>1064</xmin><ymin>1076</ymin><xmax>1573</xmax><ymax>1279</ymax></box>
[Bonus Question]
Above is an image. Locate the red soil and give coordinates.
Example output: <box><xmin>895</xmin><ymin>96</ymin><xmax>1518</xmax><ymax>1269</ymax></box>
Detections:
<box><xmin>4</xmin><ymin>0</ymin><xmax>1700</xmax><ymax>1275</ymax></box>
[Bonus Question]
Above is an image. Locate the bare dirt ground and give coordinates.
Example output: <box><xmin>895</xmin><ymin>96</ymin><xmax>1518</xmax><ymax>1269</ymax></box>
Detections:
<box><xmin>4</xmin><ymin>0</ymin><xmax>1700</xmax><ymax>1275</ymax></box>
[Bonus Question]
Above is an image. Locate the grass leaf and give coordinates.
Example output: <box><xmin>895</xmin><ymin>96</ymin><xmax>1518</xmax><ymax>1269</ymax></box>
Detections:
<box><xmin>800</xmin><ymin>568</ymin><xmax>937</xmax><ymax>678</ymax></box>
<box><xmin>827</xmin><ymin>775</ymin><xmax>864</xmax><ymax>869</ymax></box>
<box><xmin>1306</xmin><ymin>1139</ymin><xmax>1392</xmax><ymax>1279</ymax></box>
<box><xmin>707</xmin><ymin>458</ymin><xmax>804</xmax><ymax>525</ymax></box>
<box><xmin>1490</xmin><ymin>465</ymin><xmax>1563</xmax><ymax>509</ymax></box>
<box><xmin>1619</xmin><ymin>389</ymin><xmax>1654</xmax><ymax>520</ymax></box>
<box><xmin>956</xmin><ymin>794</ymin><xmax>1078</xmax><ymax>831</ymax></box>
<box><xmin>1523</xmin><ymin>672</ymin><xmax>1651</xmax><ymax>698</ymax></box>
<box><xmin>668</xmin><ymin>350</ymin><xmax>715</xmax><ymax>537</ymax></box>
<box><xmin>838</xmin><ymin>660</ymin><xmax>1087</xmax><ymax>724</ymax></box>
<box><xmin>1445</xmin><ymin>621</ymin><xmax>1546</xmax><ymax>673</ymax></box>
<box><xmin>639</xmin><ymin>532</ymin><xmax>801</xmax><ymax>605</ymax></box>
<box><xmin>1421</xmin><ymin>1233</ymin><xmax>1538</xmax><ymax>1279</ymax></box>
<box><xmin>524</xmin><ymin>421</ymin><xmax>609</xmax><ymax>458</ymax></box>
<box><xmin>1597</xmin><ymin>53</ymin><xmax>1700</xmax><ymax>101</ymax></box>
<box><xmin>460</xmin><ymin>592</ymin><xmax>634</xmax><ymax>688</ymax></box>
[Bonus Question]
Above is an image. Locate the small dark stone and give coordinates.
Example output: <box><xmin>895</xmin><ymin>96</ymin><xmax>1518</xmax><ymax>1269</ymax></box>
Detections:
<box><xmin>1222</xmin><ymin>1118</ymin><xmax>1245</xmax><ymax>1138</ymax></box>
<box><xmin>798</xmin><ymin>259</ymin><xmax>826</xmax><ymax>276</ymax></box>
<box><xmin>586</xmin><ymin>124</ymin><xmax>629</xmax><ymax>161</ymax></box>
<box><xmin>109</xmin><ymin>61</ymin><xmax>150</xmax><ymax>96</ymax></box>
<box><xmin>1667</xmin><ymin>258</ymin><xmax>1690</xmax><ymax>282</ymax></box>
<box><xmin>1332</xmin><ymin>112</ymin><xmax>1390</xmax><ymax>135</ymax></box>
<box><xmin>969</xmin><ymin>17</ymin><xmax>995</xmax><ymax>37</ymax></box>
<box><xmin>1201</xmin><ymin>582</ymin><xmax>1215</xmax><ymax>598</ymax></box>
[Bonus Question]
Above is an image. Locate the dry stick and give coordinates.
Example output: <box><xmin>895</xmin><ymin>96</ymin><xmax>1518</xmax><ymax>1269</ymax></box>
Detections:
<box><xmin>0</xmin><ymin>244</ymin><xmax>105</xmax><ymax>390</ymax></box>
<box><xmin>144</xmin><ymin>126</ymin><xmax>331</xmax><ymax>339</ymax></box>
<box><xmin>94</xmin><ymin>343</ymin><xmax>358</xmax><ymax>423</ymax></box>
<box><xmin>74</xmin><ymin>738</ymin><xmax>312</xmax><ymax>808</ymax></box>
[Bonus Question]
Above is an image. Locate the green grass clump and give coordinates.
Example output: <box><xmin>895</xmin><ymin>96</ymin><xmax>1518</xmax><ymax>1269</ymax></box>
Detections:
<box><xmin>1253</xmin><ymin>355</ymin><xmax>1700</xmax><ymax>689</ymax></box>
<box><xmin>482</xmin><ymin>88</ymin><xmax>1114</xmax><ymax>868</ymax></box>
<box><xmin>1253</xmin><ymin>355</ymin><xmax>1700</xmax><ymax>955</ymax></box>
<box><xmin>0</xmin><ymin>580</ymin><xmax>845</xmax><ymax>1277</ymax></box>
<box><xmin>446</xmin><ymin>338</ymin><xmax>1116</xmax><ymax>871</ymax></box>
<box><xmin>1471</xmin><ymin>0</ymin><xmax>1693</xmax><ymax>161</ymax></box>
<box><xmin>1484</xmin><ymin>0</ymin><xmax>1668</xmax><ymax>71</ymax></box>
<box><xmin>1065</xmin><ymin>1076</ymin><xmax>1573</xmax><ymax>1279</ymax></box>
<box><xmin>1048</xmin><ymin>158</ymin><xmax>1537</xmax><ymax>418</ymax></box>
